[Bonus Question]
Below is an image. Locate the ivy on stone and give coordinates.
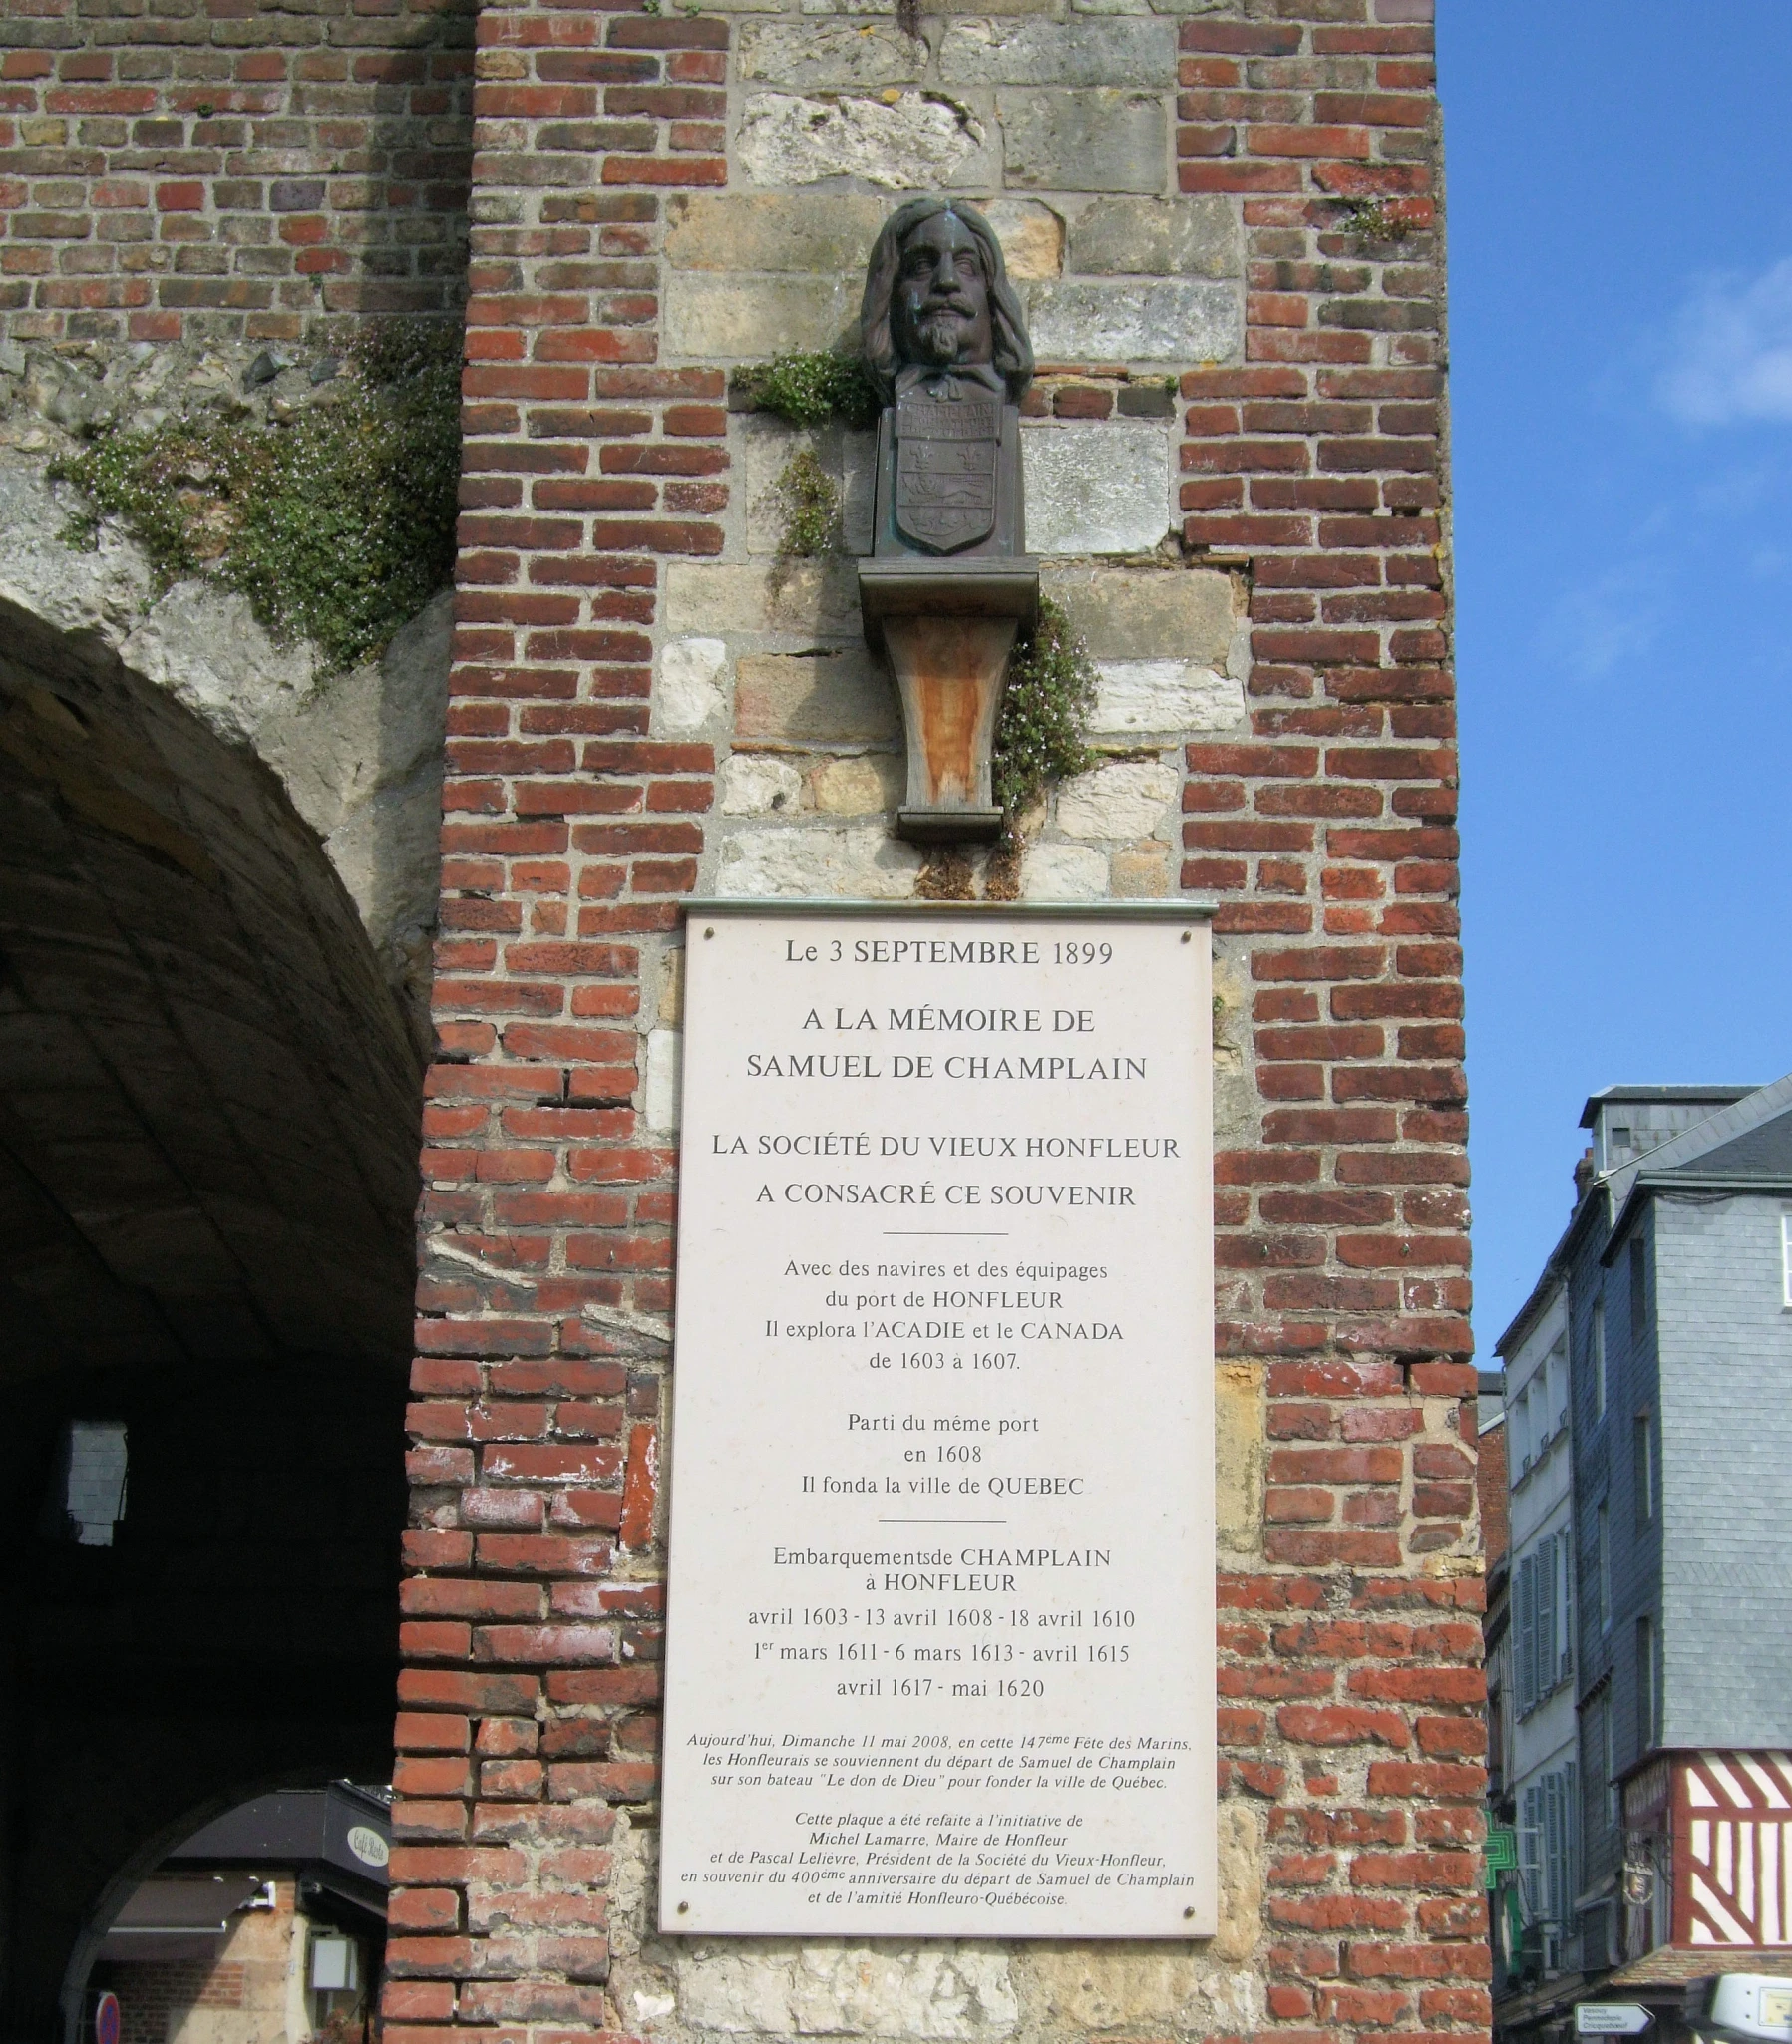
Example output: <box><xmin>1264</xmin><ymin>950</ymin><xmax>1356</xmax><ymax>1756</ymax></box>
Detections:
<box><xmin>50</xmin><ymin>320</ymin><xmax>462</xmax><ymax>673</ymax></box>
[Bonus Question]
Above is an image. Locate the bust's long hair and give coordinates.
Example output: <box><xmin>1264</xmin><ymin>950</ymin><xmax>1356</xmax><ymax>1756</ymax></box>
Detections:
<box><xmin>860</xmin><ymin>198</ymin><xmax>1034</xmax><ymax>405</ymax></box>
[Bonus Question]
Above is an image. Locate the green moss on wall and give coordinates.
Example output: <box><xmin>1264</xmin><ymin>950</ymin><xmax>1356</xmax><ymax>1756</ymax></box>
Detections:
<box><xmin>772</xmin><ymin>448</ymin><xmax>842</xmax><ymax>561</ymax></box>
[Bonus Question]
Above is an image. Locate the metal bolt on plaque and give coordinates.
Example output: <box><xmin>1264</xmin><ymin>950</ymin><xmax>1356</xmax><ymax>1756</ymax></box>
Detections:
<box><xmin>858</xmin><ymin>199</ymin><xmax>1039</xmax><ymax>844</ymax></box>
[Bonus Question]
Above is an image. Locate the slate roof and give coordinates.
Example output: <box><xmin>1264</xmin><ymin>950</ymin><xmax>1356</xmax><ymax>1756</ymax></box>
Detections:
<box><xmin>1579</xmin><ymin>1082</ymin><xmax>1760</xmax><ymax>1131</ymax></box>
<box><xmin>1655</xmin><ymin>1105</ymin><xmax>1792</xmax><ymax>1182</ymax></box>
<box><xmin>1604</xmin><ymin>1070</ymin><xmax>1792</xmax><ymax>1240</ymax></box>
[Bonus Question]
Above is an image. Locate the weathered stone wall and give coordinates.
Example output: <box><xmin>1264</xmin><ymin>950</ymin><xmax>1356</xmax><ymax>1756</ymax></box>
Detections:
<box><xmin>0</xmin><ymin>456</ymin><xmax>453</xmax><ymax>1037</ymax></box>
<box><xmin>389</xmin><ymin>7</ymin><xmax>1480</xmax><ymax>2044</ymax></box>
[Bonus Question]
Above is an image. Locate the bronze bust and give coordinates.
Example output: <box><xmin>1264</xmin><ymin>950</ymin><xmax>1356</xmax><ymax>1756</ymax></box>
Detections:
<box><xmin>856</xmin><ymin>199</ymin><xmax>1041</xmax><ymax>841</ymax></box>
<box><xmin>860</xmin><ymin>199</ymin><xmax>1033</xmax><ymax>560</ymax></box>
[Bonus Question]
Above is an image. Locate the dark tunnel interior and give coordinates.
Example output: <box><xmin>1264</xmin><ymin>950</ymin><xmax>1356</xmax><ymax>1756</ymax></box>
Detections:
<box><xmin>0</xmin><ymin>600</ymin><xmax>425</xmax><ymax>2042</ymax></box>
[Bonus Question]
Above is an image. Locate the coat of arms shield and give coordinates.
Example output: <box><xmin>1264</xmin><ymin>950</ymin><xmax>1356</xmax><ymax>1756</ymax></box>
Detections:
<box><xmin>894</xmin><ymin>385</ymin><xmax>999</xmax><ymax>553</ymax></box>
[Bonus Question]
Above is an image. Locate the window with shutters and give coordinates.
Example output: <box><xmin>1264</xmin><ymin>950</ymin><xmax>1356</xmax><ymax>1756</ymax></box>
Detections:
<box><xmin>1548</xmin><ymin>1337</ymin><xmax>1568</xmax><ymax>1436</ymax></box>
<box><xmin>1516</xmin><ymin>1533</ymin><xmax>1570</xmax><ymax>1717</ymax></box>
<box><xmin>1536</xmin><ymin>1532</ymin><xmax>1557</xmax><ymax>1697</ymax></box>
<box><xmin>1519</xmin><ymin>1763</ymin><xmax>1579</xmax><ymax>1970</ymax></box>
<box><xmin>1521</xmin><ymin>1781</ymin><xmax>1545</xmax><ymax>1918</ymax></box>
<box><xmin>1543</xmin><ymin>1763</ymin><xmax>1578</xmax><ymax>1965</ymax></box>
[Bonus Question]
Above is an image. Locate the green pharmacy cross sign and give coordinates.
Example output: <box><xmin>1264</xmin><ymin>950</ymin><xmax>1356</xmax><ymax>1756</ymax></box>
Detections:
<box><xmin>1484</xmin><ymin>1828</ymin><xmax>1518</xmax><ymax>1890</ymax></box>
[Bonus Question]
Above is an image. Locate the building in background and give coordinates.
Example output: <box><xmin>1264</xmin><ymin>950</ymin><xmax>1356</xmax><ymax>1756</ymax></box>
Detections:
<box><xmin>1478</xmin><ymin>1373</ymin><xmax>1520</xmax><ymax>1995</ymax></box>
<box><xmin>1493</xmin><ymin>1267</ymin><xmax>1578</xmax><ymax>1999</ymax></box>
<box><xmin>1492</xmin><ymin>1080</ymin><xmax>1792</xmax><ymax>2044</ymax></box>
<box><xmin>90</xmin><ymin>1786</ymin><xmax>388</xmax><ymax>2044</ymax></box>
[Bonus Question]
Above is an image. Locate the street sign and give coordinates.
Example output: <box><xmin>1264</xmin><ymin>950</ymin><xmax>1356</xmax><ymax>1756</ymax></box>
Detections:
<box><xmin>1577</xmin><ymin>2006</ymin><xmax>1653</xmax><ymax>2035</ymax></box>
<box><xmin>95</xmin><ymin>1993</ymin><xmax>120</xmax><ymax>2044</ymax></box>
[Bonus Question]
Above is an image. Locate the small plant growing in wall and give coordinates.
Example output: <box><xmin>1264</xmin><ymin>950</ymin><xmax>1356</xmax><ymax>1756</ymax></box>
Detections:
<box><xmin>50</xmin><ymin>320</ymin><xmax>462</xmax><ymax>673</ymax></box>
<box><xmin>991</xmin><ymin>597</ymin><xmax>1098</xmax><ymax>832</ymax></box>
<box><xmin>1337</xmin><ymin>198</ymin><xmax>1411</xmax><ymax>244</ymax></box>
<box><xmin>772</xmin><ymin>448</ymin><xmax>842</xmax><ymax>562</ymax></box>
<box><xmin>736</xmin><ymin>351</ymin><xmax>880</xmax><ymax>432</ymax></box>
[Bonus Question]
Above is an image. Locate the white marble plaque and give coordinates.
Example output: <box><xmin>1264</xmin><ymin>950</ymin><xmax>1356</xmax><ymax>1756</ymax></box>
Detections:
<box><xmin>659</xmin><ymin>906</ymin><xmax>1216</xmax><ymax>1938</ymax></box>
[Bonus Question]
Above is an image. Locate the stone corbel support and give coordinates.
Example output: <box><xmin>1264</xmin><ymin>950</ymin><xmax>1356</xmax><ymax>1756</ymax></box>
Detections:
<box><xmin>858</xmin><ymin>555</ymin><xmax>1039</xmax><ymax>845</ymax></box>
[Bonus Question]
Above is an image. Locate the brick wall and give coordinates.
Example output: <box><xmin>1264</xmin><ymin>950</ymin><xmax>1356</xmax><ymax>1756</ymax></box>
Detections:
<box><xmin>379</xmin><ymin>2</ymin><xmax>1480</xmax><ymax>2042</ymax></box>
<box><xmin>0</xmin><ymin>0</ymin><xmax>475</xmax><ymax>347</ymax></box>
<box><xmin>97</xmin><ymin>1959</ymin><xmax>240</xmax><ymax>2044</ymax></box>
<box><xmin>1170</xmin><ymin>12</ymin><xmax>1485</xmax><ymax>2032</ymax></box>
<box><xmin>388</xmin><ymin>7</ymin><xmax>717</xmax><ymax>2025</ymax></box>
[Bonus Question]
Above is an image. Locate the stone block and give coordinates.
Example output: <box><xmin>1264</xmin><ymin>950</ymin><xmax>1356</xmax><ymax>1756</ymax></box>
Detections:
<box><xmin>999</xmin><ymin>90</ymin><xmax>1167</xmax><ymax>194</ymax></box>
<box><xmin>1042</xmin><ymin>563</ymin><xmax>1234</xmax><ymax>662</ymax></box>
<box><xmin>1028</xmin><ymin>1948</ymin><xmax>1209</xmax><ymax>2032</ymax></box>
<box><xmin>1072</xmin><ymin>0</ymin><xmax>1244</xmax><ymax>17</ymax></box>
<box><xmin>737</xmin><ymin>19</ymin><xmax>926</xmax><ymax>87</ymax></box>
<box><xmin>1021</xmin><ymin>423</ymin><xmax>1171</xmax><ymax>555</ymax></box>
<box><xmin>664</xmin><ymin>273</ymin><xmax>855</xmax><ymax>361</ymax></box>
<box><xmin>738</xmin><ymin>92</ymin><xmax>995</xmax><ymax>191</ymax></box>
<box><xmin>717</xmin><ymin>822</ymin><xmax>921</xmax><ymax>899</ymax></box>
<box><xmin>1216</xmin><ymin>1358</ymin><xmax>1264</xmax><ymax>1556</ymax></box>
<box><xmin>653</xmin><ymin>636</ymin><xmax>727</xmax><ymax>734</ymax></box>
<box><xmin>1110</xmin><ymin>844</ymin><xmax>1171</xmax><ymax>895</ymax></box>
<box><xmin>1068</xmin><ymin>193</ymin><xmax>1239</xmax><ymax>277</ymax></box>
<box><xmin>1214</xmin><ymin>1800</ymin><xmax>1265</xmax><ymax>1965</ymax></box>
<box><xmin>1020</xmin><ymin>842</ymin><xmax>1106</xmax><ymax>899</ymax></box>
<box><xmin>644</xmin><ymin>1028</ymin><xmax>681</xmax><ymax>1134</ymax></box>
<box><xmin>810</xmin><ymin>753</ymin><xmax>903</xmax><ymax>814</ymax></box>
<box><xmin>980</xmin><ymin>197</ymin><xmax>1063</xmax><ymax>280</ymax></box>
<box><xmin>1055</xmin><ymin>757</ymin><xmax>1178</xmax><ymax>840</ymax></box>
<box><xmin>674</xmin><ymin>1945</ymin><xmax>1017</xmax><ymax>2037</ymax></box>
<box><xmin>658</xmin><ymin>947</ymin><xmax>684</xmax><ymax>1026</ymax></box>
<box><xmin>1027</xmin><ymin>277</ymin><xmax>1238</xmax><ymax>365</ymax></box>
<box><xmin>742</xmin><ymin>419</ymin><xmax>875</xmax><ymax>559</ymax></box>
<box><xmin>664</xmin><ymin>193</ymin><xmax>889</xmax><ymax>275</ymax></box>
<box><xmin>665</xmin><ymin>560</ymin><xmax>863</xmax><ymax>640</ymax></box>
<box><xmin>719</xmin><ymin>754</ymin><xmax>805</xmax><ymax>816</ymax></box>
<box><xmin>938</xmin><ymin>16</ymin><xmax>1175</xmax><ymax>85</ymax></box>
<box><xmin>734</xmin><ymin>649</ymin><xmax>897</xmax><ymax>748</ymax></box>
<box><xmin>1093</xmin><ymin>660</ymin><xmax>1244</xmax><ymax>738</ymax></box>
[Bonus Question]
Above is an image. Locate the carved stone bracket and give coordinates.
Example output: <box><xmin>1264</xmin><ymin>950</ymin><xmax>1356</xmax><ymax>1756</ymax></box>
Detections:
<box><xmin>858</xmin><ymin>557</ymin><xmax>1038</xmax><ymax>843</ymax></box>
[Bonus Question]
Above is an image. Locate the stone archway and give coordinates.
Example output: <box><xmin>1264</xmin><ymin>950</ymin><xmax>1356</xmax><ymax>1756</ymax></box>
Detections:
<box><xmin>0</xmin><ymin>467</ymin><xmax>450</xmax><ymax>2044</ymax></box>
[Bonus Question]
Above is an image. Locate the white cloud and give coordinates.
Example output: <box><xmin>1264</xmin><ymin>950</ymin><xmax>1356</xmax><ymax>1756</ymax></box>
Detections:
<box><xmin>1540</xmin><ymin>559</ymin><xmax>1666</xmax><ymax>681</ymax></box>
<box><xmin>1656</xmin><ymin>257</ymin><xmax>1792</xmax><ymax>424</ymax></box>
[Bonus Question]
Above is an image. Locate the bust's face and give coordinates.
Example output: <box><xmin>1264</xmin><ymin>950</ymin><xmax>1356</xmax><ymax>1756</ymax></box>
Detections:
<box><xmin>891</xmin><ymin>210</ymin><xmax>993</xmax><ymax>372</ymax></box>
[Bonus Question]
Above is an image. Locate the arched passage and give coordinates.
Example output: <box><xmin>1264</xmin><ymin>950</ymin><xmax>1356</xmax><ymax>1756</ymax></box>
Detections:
<box><xmin>0</xmin><ymin>594</ymin><xmax>428</xmax><ymax>2043</ymax></box>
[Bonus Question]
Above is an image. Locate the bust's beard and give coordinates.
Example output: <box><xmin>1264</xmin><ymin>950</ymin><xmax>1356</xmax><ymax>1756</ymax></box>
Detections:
<box><xmin>915</xmin><ymin>310</ymin><xmax>970</xmax><ymax>364</ymax></box>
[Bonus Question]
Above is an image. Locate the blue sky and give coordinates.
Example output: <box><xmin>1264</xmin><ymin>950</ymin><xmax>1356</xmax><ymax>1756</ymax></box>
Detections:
<box><xmin>1438</xmin><ymin>3</ymin><xmax>1792</xmax><ymax>1348</ymax></box>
